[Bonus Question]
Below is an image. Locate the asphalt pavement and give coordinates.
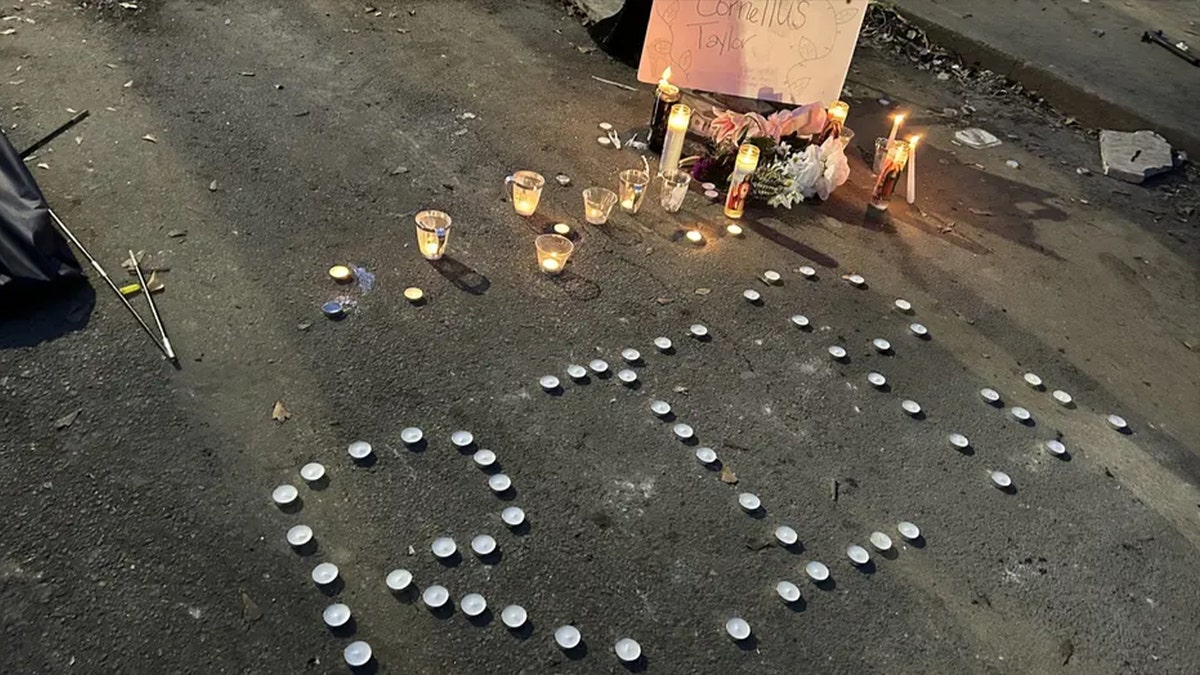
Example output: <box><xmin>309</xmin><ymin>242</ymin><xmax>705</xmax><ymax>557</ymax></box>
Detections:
<box><xmin>1</xmin><ymin>1</ymin><xmax>1198</xmax><ymax>674</ymax></box>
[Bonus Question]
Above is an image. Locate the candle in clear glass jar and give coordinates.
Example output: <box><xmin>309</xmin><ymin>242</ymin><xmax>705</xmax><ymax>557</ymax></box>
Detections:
<box><xmin>815</xmin><ymin>100</ymin><xmax>849</xmax><ymax>146</ymax></box>
<box><xmin>535</xmin><ymin>234</ymin><xmax>574</xmax><ymax>275</ymax></box>
<box><xmin>870</xmin><ymin>140</ymin><xmax>911</xmax><ymax>211</ymax></box>
<box><xmin>414</xmin><ymin>210</ymin><xmax>451</xmax><ymax>260</ymax></box>
<box><xmin>659</xmin><ymin>104</ymin><xmax>691</xmax><ymax>175</ymax></box>
<box><xmin>724</xmin><ymin>143</ymin><xmax>760</xmax><ymax>219</ymax></box>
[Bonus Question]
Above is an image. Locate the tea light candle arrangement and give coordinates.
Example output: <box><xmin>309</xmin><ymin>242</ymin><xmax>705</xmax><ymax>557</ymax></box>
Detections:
<box><xmin>737</xmin><ymin>493</ymin><xmax>761</xmax><ymax>511</ymax></box>
<box><xmin>431</xmin><ymin>537</ymin><xmax>457</xmax><ymax>558</ymax></box>
<box><xmin>1024</xmin><ymin>373</ymin><xmax>1044</xmax><ymax>389</ymax></box>
<box><xmin>272</xmin><ymin>484</ymin><xmax>298</xmax><ymax>506</ymax></box>
<box><xmin>901</xmin><ymin>399</ymin><xmax>922</xmax><ymax>416</ymax></box>
<box><xmin>673</xmin><ymin>423</ymin><xmax>694</xmax><ymax>440</ymax></box>
<box><xmin>990</xmin><ymin>470</ymin><xmax>1013</xmax><ymax>489</ymax></box>
<box><xmin>695</xmin><ymin>447</ymin><xmax>718</xmax><ymax>464</ymax></box>
<box><xmin>300</xmin><ymin>463</ymin><xmax>325</xmax><ymax>483</ymax></box>
<box><xmin>847</xmin><ymin>545</ymin><xmax>870</xmax><ymax>565</ymax></box>
<box><xmin>473</xmin><ymin>449</ymin><xmax>497</xmax><ymax>468</ymax></box>
<box><xmin>501</xmin><ymin>506</ymin><xmax>526</xmax><ymax>527</ymax></box>
<box><xmin>1044</xmin><ymin>439</ymin><xmax>1067</xmax><ymax>456</ymax></box>
<box><xmin>725</xmin><ymin>617</ymin><xmax>752</xmax><ymax>641</ymax></box>
<box><xmin>774</xmin><ymin>525</ymin><xmax>798</xmax><ymax>546</ymax></box>
<box><xmin>1010</xmin><ymin>406</ymin><xmax>1032</xmax><ymax>422</ymax></box>
<box><xmin>566</xmin><ymin>364</ymin><xmax>588</xmax><ymax>380</ymax></box>
<box><xmin>869</xmin><ymin>531</ymin><xmax>893</xmax><ymax>551</ymax></box>
<box><xmin>805</xmin><ymin>561</ymin><xmax>830</xmax><ymax>582</ymax></box>
<box><xmin>653</xmin><ymin>337</ymin><xmax>673</xmax><ymax>352</ymax></box>
<box><xmin>344</xmin><ymin>641</ymin><xmax>372</xmax><ymax>668</ymax></box>
<box><xmin>539</xmin><ymin>375</ymin><xmax>561</xmax><ymax>390</ymax></box>
<box><xmin>589</xmin><ymin>359</ymin><xmax>609</xmax><ymax>374</ymax></box>
<box><xmin>948</xmin><ymin>433</ymin><xmax>970</xmax><ymax>450</ymax></box>
<box><xmin>470</xmin><ymin>534</ymin><xmax>497</xmax><ymax>556</ymax></box>
<box><xmin>401</xmin><ymin>427</ymin><xmax>424</xmax><ymax>444</ymax></box>
<box><xmin>287</xmin><ymin>525</ymin><xmax>313</xmax><ymax>547</ymax></box>
<box><xmin>554</xmin><ymin>625</ymin><xmax>582</xmax><ymax>649</ymax></box>
<box><xmin>460</xmin><ymin>593</ymin><xmax>488</xmax><ymax>617</ymax></box>
<box><xmin>659</xmin><ymin>104</ymin><xmax>692</xmax><ymax>174</ymax></box>
<box><xmin>451</xmin><ymin>430</ymin><xmax>474</xmax><ymax>447</ymax></box>
<box><xmin>488</xmin><ymin>473</ymin><xmax>512</xmax><ymax>493</ymax></box>
<box><xmin>386</xmin><ymin>569</ymin><xmax>413</xmax><ymax>592</ymax></box>
<box><xmin>776</xmin><ymin>581</ymin><xmax>801</xmax><ymax>603</ymax></box>
<box><xmin>422</xmin><ymin>585</ymin><xmax>450</xmax><ymax>608</ymax></box>
<box><xmin>614</xmin><ymin>638</ymin><xmax>642</xmax><ymax>663</ymax></box>
<box><xmin>323</xmin><ymin>603</ymin><xmax>351</xmax><ymax>628</ymax></box>
<box><xmin>689</xmin><ymin>324</ymin><xmax>709</xmax><ymax>338</ymax></box>
<box><xmin>897</xmin><ymin>521</ymin><xmax>921</xmax><ymax>540</ymax></box>
<box><xmin>501</xmin><ymin>605</ymin><xmax>528</xmax><ymax>629</ymax></box>
<box><xmin>347</xmin><ymin>441</ymin><xmax>372</xmax><ymax>460</ymax></box>
<box><xmin>311</xmin><ymin>562</ymin><xmax>339</xmax><ymax>585</ymax></box>
<box><xmin>980</xmin><ymin>388</ymin><xmax>1002</xmax><ymax>404</ymax></box>
<box><xmin>1052</xmin><ymin>390</ymin><xmax>1073</xmax><ymax>406</ymax></box>
<box><xmin>867</xmin><ymin>372</ymin><xmax>886</xmax><ymax>387</ymax></box>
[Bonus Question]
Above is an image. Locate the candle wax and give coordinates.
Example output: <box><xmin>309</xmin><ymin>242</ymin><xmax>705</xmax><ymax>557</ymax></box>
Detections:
<box><xmin>541</xmin><ymin>258</ymin><xmax>561</xmax><ymax>273</ymax></box>
<box><xmin>620</xmin><ymin>198</ymin><xmax>634</xmax><ymax>210</ymax></box>
<box><xmin>514</xmin><ymin>200</ymin><xmax>535</xmax><ymax>216</ymax></box>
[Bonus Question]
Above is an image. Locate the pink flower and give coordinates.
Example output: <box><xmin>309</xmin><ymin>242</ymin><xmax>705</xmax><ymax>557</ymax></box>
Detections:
<box><xmin>709</xmin><ymin>108</ymin><xmax>752</xmax><ymax>146</ymax></box>
<box><xmin>762</xmin><ymin>103</ymin><xmax>828</xmax><ymax>141</ymax></box>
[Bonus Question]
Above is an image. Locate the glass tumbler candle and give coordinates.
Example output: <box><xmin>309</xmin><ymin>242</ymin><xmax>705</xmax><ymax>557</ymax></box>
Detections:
<box><xmin>582</xmin><ymin>187</ymin><xmax>618</xmax><ymax>225</ymax></box>
<box><xmin>870</xmin><ymin>139</ymin><xmax>911</xmax><ymax>211</ymax></box>
<box><xmin>505</xmin><ymin>171</ymin><xmax>545</xmax><ymax>217</ymax></box>
<box><xmin>414</xmin><ymin>210</ymin><xmax>451</xmax><ymax>260</ymax></box>
<box><xmin>535</xmin><ymin>234</ymin><xmax>574</xmax><ymax>275</ymax></box>
<box><xmin>659</xmin><ymin>169</ymin><xmax>692</xmax><ymax>213</ymax></box>
<box><xmin>617</xmin><ymin>169</ymin><xmax>650</xmax><ymax>214</ymax></box>
<box><xmin>815</xmin><ymin>100</ymin><xmax>850</xmax><ymax>146</ymax></box>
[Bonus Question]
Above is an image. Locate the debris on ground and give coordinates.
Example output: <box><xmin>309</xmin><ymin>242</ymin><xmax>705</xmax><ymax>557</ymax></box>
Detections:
<box><xmin>240</xmin><ymin>591</ymin><xmax>263</xmax><ymax>622</ymax></box>
<box><xmin>53</xmin><ymin>409</ymin><xmax>81</xmax><ymax>430</ymax></box>
<box><xmin>1005</xmin><ymin>159</ymin><xmax>1021</xmax><ymax>169</ymax></box>
<box><xmin>208</xmin><ymin>180</ymin><xmax>218</xmax><ymax>191</ymax></box>
<box><xmin>555</xmin><ymin>173</ymin><xmax>571</xmax><ymax>186</ymax></box>
<box><xmin>719</xmin><ymin>467</ymin><xmax>738</xmax><ymax>484</ymax></box>
<box><xmin>166</xmin><ymin>229</ymin><xmax>186</xmax><ymax>238</ymax></box>
<box><xmin>271</xmin><ymin>401</ymin><xmax>290</xmax><ymax>423</ymax></box>
<box><xmin>141</xmin><ymin>134</ymin><xmax>157</xmax><ymax>143</ymax></box>
<box><xmin>955</xmin><ymin>128</ymin><xmax>1002</xmax><ymax>149</ymax></box>
<box><xmin>390</xmin><ymin>165</ymin><xmax>409</xmax><ymax>175</ymax></box>
<box><xmin>1099</xmin><ymin>130</ymin><xmax>1174</xmax><ymax>184</ymax></box>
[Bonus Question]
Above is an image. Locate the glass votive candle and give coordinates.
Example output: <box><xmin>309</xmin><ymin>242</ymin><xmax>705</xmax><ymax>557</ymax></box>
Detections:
<box><xmin>617</xmin><ymin>169</ymin><xmax>650</xmax><ymax>214</ymax></box>
<box><xmin>838</xmin><ymin>127</ymin><xmax>856</xmax><ymax>150</ymax></box>
<box><xmin>414</xmin><ymin>209</ymin><xmax>451</xmax><ymax>260</ymax></box>
<box><xmin>582</xmin><ymin>187</ymin><xmax>618</xmax><ymax>224</ymax></box>
<box><xmin>505</xmin><ymin>171</ymin><xmax>545</xmax><ymax>217</ymax></box>
<box><xmin>659</xmin><ymin>168</ymin><xmax>692</xmax><ymax>213</ymax></box>
<box><xmin>535</xmin><ymin>234</ymin><xmax>574</xmax><ymax>275</ymax></box>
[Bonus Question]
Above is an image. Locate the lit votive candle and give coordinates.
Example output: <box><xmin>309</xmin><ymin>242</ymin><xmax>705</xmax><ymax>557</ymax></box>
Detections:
<box><xmin>685</xmin><ymin>229</ymin><xmax>704</xmax><ymax>245</ymax></box>
<box><xmin>535</xmin><ymin>234</ymin><xmax>574</xmax><ymax>275</ymax></box>
<box><xmin>726</xmin><ymin>224</ymin><xmax>743</xmax><ymax>237</ymax></box>
<box><xmin>506</xmin><ymin>171</ymin><xmax>545</xmax><ymax>217</ymax></box>
<box><xmin>414</xmin><ymin>210</ymin><xmax>451</xmax><ymax>261</ymax></box>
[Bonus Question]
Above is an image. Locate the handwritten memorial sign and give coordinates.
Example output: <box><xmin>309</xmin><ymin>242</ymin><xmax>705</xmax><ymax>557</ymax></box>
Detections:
<box><xmin>637</xmin><ymin>0</ymin><xmax>869</xmax><ymax>105</ymax></box>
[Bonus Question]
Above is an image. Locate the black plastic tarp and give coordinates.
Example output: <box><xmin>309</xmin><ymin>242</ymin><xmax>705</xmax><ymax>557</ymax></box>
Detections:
<box><xmin>0</xmin><ymin>131</ymin><xmax>81</xmax><ymax>304</ymax></box>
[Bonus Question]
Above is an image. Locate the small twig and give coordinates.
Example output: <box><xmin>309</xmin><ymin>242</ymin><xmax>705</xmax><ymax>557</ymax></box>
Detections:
<box><xmin>591</xmin><ymin>75</ymin><xmax>637</xmax><ymax>92</ymax></box>
<box><xmin>831</xmin><ymin>478</ymin><xmax>839</xmax><ymax>501</ymax></box>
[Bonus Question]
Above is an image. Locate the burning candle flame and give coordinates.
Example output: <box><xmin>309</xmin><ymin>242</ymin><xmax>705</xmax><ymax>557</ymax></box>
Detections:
<box><xmin>908</xmin><ymin>134</ymin><xmax>920</xmax><ymax>148</ymax></box>
<box><xmin>659</xmin><ymin>66</ymin><xmax>671</xmax><ymax>86</ymax></box>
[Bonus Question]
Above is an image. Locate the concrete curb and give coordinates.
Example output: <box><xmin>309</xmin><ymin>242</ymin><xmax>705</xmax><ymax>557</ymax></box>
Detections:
<box><xmin>880</xmin><ymin>7</ymin><xmax>1199</xmax><ymax>158</ymax></box>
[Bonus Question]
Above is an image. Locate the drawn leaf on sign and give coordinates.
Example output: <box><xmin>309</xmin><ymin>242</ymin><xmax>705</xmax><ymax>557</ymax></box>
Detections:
<box><xmin>677</xmin><ymin>49</ymin><xmax>693</xmax><ymax>73</ymax></box>
<box><xmin>658</xmin><ymin>0</ymin><xmax>680</xmax><ymax>25</ymax></box>
<box><xmin>789</xmin><ymin>76</ymin><xmax>812</xmax><ymax>100</ymax></box>
<box><xmin>835</xmin><ymin>8</ymin><xmax>859</xmax><ymax>25</ymax></box>
<box><xmin>797</xmin><ymin>37</ymin><xmax>819</xmax><ymax>62</ymax></box>
<box><xmin>652</xmin><ymin>38</ymin><xmax>671</xmax><ymax>55</ymax></box>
